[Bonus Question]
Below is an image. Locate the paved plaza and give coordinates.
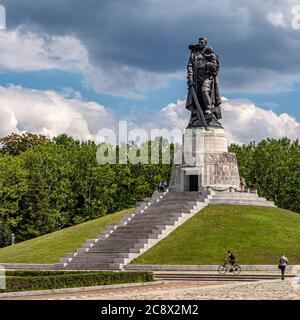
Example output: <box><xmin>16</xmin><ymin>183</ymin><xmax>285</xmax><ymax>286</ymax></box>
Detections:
<box><xmin>2</xmin><ymin>278</ymin><xmax>300</xmax><ymax>300</ymax></box>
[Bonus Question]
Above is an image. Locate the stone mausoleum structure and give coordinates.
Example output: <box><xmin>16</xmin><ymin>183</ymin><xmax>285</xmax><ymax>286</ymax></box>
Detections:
<box><xmin>169</xmin><ymin>127</ymin><xmax>240</xmax><ymax>192</ymax></box>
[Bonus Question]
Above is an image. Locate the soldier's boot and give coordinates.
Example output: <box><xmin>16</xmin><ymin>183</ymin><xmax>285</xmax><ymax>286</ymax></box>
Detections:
<box><xmin>202</xmin><ymin>92</ymin><xmax>213</xmax><ymax>120</ymax></box>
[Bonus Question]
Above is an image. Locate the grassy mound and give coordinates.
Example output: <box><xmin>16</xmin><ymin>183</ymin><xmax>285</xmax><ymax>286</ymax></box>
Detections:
<box><xmin>132</xmin><ymin>205</ymin><xmax>300</xmax><ymax>265</ymax></box>
<box><xmin>0</xmin><ymin>209</ymin><xmax>132</xmax><ymax>264</ymax></box>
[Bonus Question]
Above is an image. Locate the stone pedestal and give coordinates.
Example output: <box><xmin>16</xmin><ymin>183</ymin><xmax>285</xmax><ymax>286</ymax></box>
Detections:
<box><xmin>169</xmin><ymin>127</ymin><xmax>240</xmax><ymax>192</ymax></box>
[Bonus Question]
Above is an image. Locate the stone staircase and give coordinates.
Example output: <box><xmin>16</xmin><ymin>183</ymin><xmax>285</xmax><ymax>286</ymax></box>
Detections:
<box><xmin>54</xmin><ymin>188</ymin><xmax>275</xmax><ymax>271</ymax></box>
<box><xmin>205</xmin><ymin>190</ymin><xmax>276</xmax><ymax>207</ymax></box>
<box><xmin>54</xmin><ymin>191</ymin><xmax>208</xmax><ymax>270</ymax></box>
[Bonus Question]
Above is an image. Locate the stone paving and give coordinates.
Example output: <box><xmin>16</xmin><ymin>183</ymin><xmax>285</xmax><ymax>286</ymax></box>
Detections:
<box><xmin>2</xmin><ymin>279</ymin><xmax>300</xmax><ymax>300</ymax></box>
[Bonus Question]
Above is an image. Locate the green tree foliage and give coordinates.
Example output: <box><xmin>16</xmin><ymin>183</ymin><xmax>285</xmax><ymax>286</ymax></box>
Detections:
<box><xmin>0</xmin><ymin>132</ymin><xmax>49</xmax><ymax>156</ymax></box>
<box><xmin>2</xmin><ymin>131</ymin><xmax>298</xmax><ymax>248</ymax></box>
<box><xmin>0</xmin><ymin>156</ymin><xmax>28</xmax><ymax>246</ymax></box>
<box><xmin>0</xmin><ymin>133</ymin><xmax>171</xmax><ymax>247</ymax></box>
<box><xmin>229</xmin><ymin>138</ymin><xmax>300</xmax><ymax>212</ymax></box>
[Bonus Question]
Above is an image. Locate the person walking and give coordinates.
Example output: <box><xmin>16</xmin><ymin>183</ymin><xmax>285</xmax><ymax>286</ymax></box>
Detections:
<box><xmin>240</xmin><ymin>178</ymin><xmax>247</xmax><ymax>192</ymax></box>
<box><xmin>278</xmin><ymin>254</ymin><xmax>288</xmax><ymax>280</ymax></box>
<box><xmin>163</xmin><ymin>180</ymin><xmax>168</xmax><ymax>191</ymax></box>
<box><xmin>10</xmin><ymin>233</ymin><xmax>15</xmax><ymax>246</ymax></box>
<box><xmin>159</xmin><ymin>181</ymin><xmax>164</xmax><ymax>192</ymax></box>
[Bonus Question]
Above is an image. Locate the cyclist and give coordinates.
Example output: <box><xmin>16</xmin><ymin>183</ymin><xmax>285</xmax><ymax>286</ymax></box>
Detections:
<box><xmin>227</xmin><ymin>250</ymin><xmax>236</xmax><ymax>271</ymax></box>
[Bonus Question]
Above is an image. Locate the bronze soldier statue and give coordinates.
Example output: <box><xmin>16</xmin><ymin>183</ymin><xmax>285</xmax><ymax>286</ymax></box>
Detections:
<box><xmin>186</xmin><ymin>36</ymin><xmax>222</xmax><ymax>128</ymax></box>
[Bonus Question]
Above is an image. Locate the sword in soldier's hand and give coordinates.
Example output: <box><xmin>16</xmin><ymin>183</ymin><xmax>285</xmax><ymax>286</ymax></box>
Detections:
<box><xmin>190</xmin><ymin>85</ymin><xmax>208</xmax><ymax>130</ymax></box>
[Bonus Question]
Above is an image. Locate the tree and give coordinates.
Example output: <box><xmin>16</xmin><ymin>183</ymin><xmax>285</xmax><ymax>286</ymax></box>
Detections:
<box><xmin>0</xmin><ymin>156</ymin><xmax>28</xmax><ymax>246</ymax></box>
<box><xmin>230</xmin><ymin>138</ymin><xmax>300</xmax><ymax>213</ymax></box>
<box><xmin>0</xmin><ymin>132</ymin><xmax>49</xmax><ymax>156</ymax></box>
<box><xmin>18</xmin><ymin>141</ymin><xmax>75</xmax><ymax>239</ymax></box>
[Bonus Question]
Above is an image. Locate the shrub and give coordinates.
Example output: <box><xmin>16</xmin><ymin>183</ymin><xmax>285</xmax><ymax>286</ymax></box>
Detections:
<box><xmin>0</xmin><ymin>271</ymin><xmax>153</xmax><ymax>293</ymax></box>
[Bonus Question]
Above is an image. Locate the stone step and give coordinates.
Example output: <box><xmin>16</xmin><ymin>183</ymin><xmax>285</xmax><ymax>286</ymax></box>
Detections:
<box><xmin>131</xmin><ymin>213</ymin><xmax>194</xmax><ymax>223</ymax></box>
<box><xmin>66</xmin><ymin>257</ymin><xmax>125</xmax><ymax>264</ymax></box>
<box><xmin>64</xmin><ymin>263</ymin><xmax>121</xmax><ymax>270</ymax></box>
<box><xmin>124</xmin><ymin>221</ymin><xmax>177</xmax><ymax>227</ymax></box>
<box><xmin>143</xmin><ymin>205</ymin><xmax>196</xmax><ymax>211</ymax></box>
<box><xmin>1</xmin><ymin>264</ymin><xmax>54</xmax><ymax>270</ymax></box>
<box><xmin>161</xmin><ymin>195</ymin><xmax>207</xmax><ymax>200</ymax></box>
<box><xmin>93</xmin><ymin>238</ymin><xmax>150</xmax><ymax>244</ymax></box>
<box><xmin>88</xmin><ymin>245</ymin><xmax>138</xmax><ymax>251</ymax></box>
<box><xmin>63</xmin><ymin>253</ymin><xmax>78</xmax><ymax>258</ymax></box>
<box><xmin>207</xmin><ymin>197</ymin><xmax>267</xmax><ymax>202</ymax></box>
<box><xmin>117</xmin><ymin>225</ymin><xmax>164</xmax><ymax>230</ymax></box>
<box><xmin>114</xmin><ymin>227</ymin><xmax>173</xmax><ymax>235</ymax></box>
<box><xmin>208</xmin><ymin>195</ymin><xmax>266</xmax><ymax>200</ymax></box>
<box><xmin>208</xmin><ymin>197</ymin><xmax>268</xmax><ymax>203</ymax></box>
<box><xmin>112</xmin><ymin>233</ymin><xmax>161</xmax><ymax>241</ymax></box>
<box><xmin>83</xmin><ymin>253</ymin><xmax>130</xmax><ymax>258</ymax></box>
<box><xmin>131</xmin><ymin>208</ymin><xmax>187</xmax><ymax>214</ymax></box>
<box><xmin>79</xmin><ymin>242</ymin><xmax>106</xmax><ymax>249</ymax></box>
<box><xmin>208</xmin><ymin>194</ymin><xmax>260</xmax><ymax>199</ymax></box>
<box><xmin>208</xmin><ymin>199</ymin><xmax>275</xmax><ymax>206</ymax></box>
<box><xmin>129</xmin><ymin>212</ymin><xmax>186</xmax><ymax>219</ymax></box>
<box><xmin>85</xmin><ymin>248</ymin><xmax>141</xmax><ymax>253</ymax></box>
<box><xmin>127</xmin><ymin>213</ymin><xmax>185</xmax><ymax>220</ymax></box>
<box><xmin>108</xmin><ymin>230</ymin><xmax>161</xmax><ymax>237</ymax></box>
<box><xmin>109</xmin><ymin>231</ymin><xmax>161</xmax><ymax>237</ymax></box>
<box><xmin>141</xmin><ymin>207</ymin><xmax>190</xmax><ymax>214</ymax></box>
<box><xmin>89</xmin><ymin>245</ymin><xmax>136</xmax><ymax>250</ymax></box>
<box><xmin>89</xmin><ymin>244</ymin><xmax>141</xmax><ymax>251</ymax></box>
<box><xmin>62</xmin><ymin>253</ymin><xmax>129</xmax><ymax>261</ymax></box>
<box><xmin>161</xmin><ymin>198</ymin><xmax>202</xmax><ymax>203</ymax></box>
<box><xmin>122</xmin><ymin>221</ymin><xmax>177</xmax><ymax>228</ymax></box>
<box><xmin>210</xmin><ymin>191</ymin><xmax>259</xmax><ymax>196</ymax></box>
<box><xmin>112</xmin><ymin>225</ymin><xmax>163</xmax><ymax>232</ymax></box>
<box><xmin>144</xmin><ymin>205</ymin><xmax>205</xmax><ymax>213</ymax></box>
<box><xmin>128</xmin><ymin>213</ymin><xmax>185</xmax><ymax>220</ymax></box>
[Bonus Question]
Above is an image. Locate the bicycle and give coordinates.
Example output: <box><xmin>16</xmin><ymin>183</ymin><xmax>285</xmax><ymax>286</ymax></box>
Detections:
<box><xmin>218</xmin><ymin>262</ymin><xmax>241</xmax><ymax>275</ymax></box>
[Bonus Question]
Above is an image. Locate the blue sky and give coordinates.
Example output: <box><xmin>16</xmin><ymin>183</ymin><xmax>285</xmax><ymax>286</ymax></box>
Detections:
<box><xmin>0</xmin><ymin>0</ymin><xmax>300</xmax><ymax>143</ymax></box>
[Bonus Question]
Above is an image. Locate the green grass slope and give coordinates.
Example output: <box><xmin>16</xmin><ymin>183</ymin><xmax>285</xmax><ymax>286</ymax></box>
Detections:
<box><xmin>132</xmin><ymin>205</ymin><xmax>300</xmax><ymax>265</ymax></box>
<box><xmin>0</xmin><ymin>209</ymin><xmax>132</xmax><ymax>264</ymax></box>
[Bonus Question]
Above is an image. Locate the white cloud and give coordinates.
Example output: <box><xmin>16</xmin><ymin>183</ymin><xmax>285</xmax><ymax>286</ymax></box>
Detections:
<box><xmin>3</xmin><ymin>1</ymin><xmax>300</xmax><ymax>98</ymax></box>
<box><xmin>0</xmin><ymin>85</ymin><xmax>116</xmax><ymax>142</ymax></box>
<box><xmin>0</xmin><ymin>28</ymin><xmax>175</xmax><ymax>99</ymax></box>
<box><xmin>266</xmin><ymin>1</ymin><xmax>300</xmax><ymax>30</ymax></box>
<box><xmin>0</xmin><ymin>28</ymin><xmax>88</xmax><ymax>72</ymax></box>
<box><xmin>152</xmin><ymin>98</ymin><xmax>300</xmax><ymax>145</ymax></box>
<box><xmin>0</xmin><ymin>85</ymin><xmax>299</xmax><ymax>146</ymax></box>
<box><xmin>222</xmin><ymin>98</ymin><xmax>300</xmax><ymax>144</ymax></box>
<box><xmin>83</xmin><ymin>64</ymin><xmax>175</xmax><ymax>100</ymax></box>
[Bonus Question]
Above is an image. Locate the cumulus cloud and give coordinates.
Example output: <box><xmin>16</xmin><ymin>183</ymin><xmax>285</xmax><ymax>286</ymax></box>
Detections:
<box><xmin>2</xmin><ymin>0</ymin><xmax>300</xmax><ymax>96</ymax></box>
<box><xmin>0</xmin><ymin>85</ymin><xmax>116</xmax><ymax>141</ymax></box>
<box><xmin>0</xmin><ymin>85</ymin><xmax>299</xmax><ymax>145</ymax></box>
<box><xmin>0</xmin><ymin>28</ymin><xmax>175</xmax><ymax>99</ymax></box>
<box><xmin>221</xmin><ymin>98</ymin><xmax>300</xmax><ymax>144</ymax></box>
<box><xmin>152</xmin><ymin>98</ymin><xmax>300</xmax><ymax>145</ymax></box>
<box><xmin>0</xmin><ymin>28</ymin><xmax>88</xmax><ymax>72</ymax></box>
<box><xmin>83</xmin><ymin>64</ymin><xmax>177</xmax><ymax>99</ymax></box>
